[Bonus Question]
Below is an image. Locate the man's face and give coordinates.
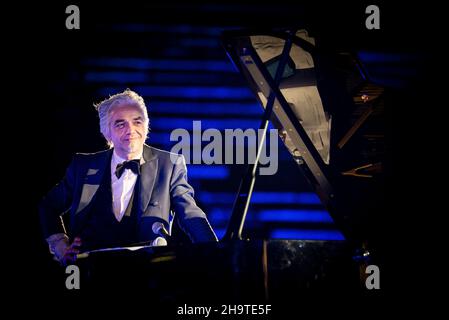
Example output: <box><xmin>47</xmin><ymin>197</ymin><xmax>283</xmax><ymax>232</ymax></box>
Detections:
<box><xmin>108</xmin><ymin>104</ymin><xmax>147</xmax><ymax>157</ymax></box>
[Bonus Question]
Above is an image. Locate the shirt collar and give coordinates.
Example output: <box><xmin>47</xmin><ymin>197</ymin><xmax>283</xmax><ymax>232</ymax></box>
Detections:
<box><xmin>111</xmin><ymin>149</ymin><xmax>143</xmax><ymax>168</ymax></box>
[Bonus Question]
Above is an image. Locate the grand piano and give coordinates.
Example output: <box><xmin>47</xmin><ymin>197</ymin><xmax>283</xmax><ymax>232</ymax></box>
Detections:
<box><xmin>77</xmin><ymin>29</ymin><xmax>386</xmax><ymax>301</ymax></box>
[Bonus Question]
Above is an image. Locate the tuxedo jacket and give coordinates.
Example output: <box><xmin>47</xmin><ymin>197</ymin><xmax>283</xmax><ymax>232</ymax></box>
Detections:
<box><xmin>39</xmin><ymin>144</ymin><xmax>217</xmax><ymax>244</ymax></box>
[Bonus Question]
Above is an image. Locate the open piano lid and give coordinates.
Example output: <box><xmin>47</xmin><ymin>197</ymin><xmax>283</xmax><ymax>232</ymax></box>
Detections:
<box><xmin>222</xmin><ymin>29</ymin><xmax>386</xmax><ymax>249</ymax></box>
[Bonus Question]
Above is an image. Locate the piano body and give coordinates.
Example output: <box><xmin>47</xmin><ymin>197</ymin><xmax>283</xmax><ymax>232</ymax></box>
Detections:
<box><xmin>221</xmin><ymin>29</ymin><xmax>386</xmax><ymax>247</ymax></box>
<box><xmin>77</xmin><ymin>29</ymin><xmax>386</xmax><ymax>300</ymax></box>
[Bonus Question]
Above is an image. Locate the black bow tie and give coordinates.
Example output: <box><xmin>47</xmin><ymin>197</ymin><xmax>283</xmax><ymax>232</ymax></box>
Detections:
<box><xmin>115</xmin><ymin>159</ymin><xmax>141</xmax><ymax>178</ymax></box>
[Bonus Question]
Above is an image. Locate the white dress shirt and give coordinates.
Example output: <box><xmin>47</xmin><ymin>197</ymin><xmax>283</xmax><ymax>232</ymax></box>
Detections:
<box><xmin>110</xmin><ymin>151</ymin><xmax>143</xmax><ymax>222</ymax></box>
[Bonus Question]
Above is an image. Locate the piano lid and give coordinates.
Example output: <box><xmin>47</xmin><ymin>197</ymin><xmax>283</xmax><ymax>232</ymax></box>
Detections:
<box><xmin>222</xmin><ymin>29</ymin><xmax>386</xmax><ymax>245</ymax></box>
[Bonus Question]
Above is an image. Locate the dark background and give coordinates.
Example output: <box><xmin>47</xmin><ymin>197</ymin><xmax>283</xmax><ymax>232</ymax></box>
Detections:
<box><xmin>7</xmin><ymin>0</ymin><xmax>442</xmax><ymax>308</ymax></box>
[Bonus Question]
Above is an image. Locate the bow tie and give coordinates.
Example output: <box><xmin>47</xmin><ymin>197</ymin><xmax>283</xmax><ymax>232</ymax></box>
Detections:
<box><xmin>115</xmin><ymin>159</ymin><xmax>141</xmax><ymax>178</ymax></box>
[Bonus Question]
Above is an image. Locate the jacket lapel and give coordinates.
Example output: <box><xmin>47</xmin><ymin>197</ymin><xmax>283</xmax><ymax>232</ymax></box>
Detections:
<box><xmin>75</xmin><ymin>150</ymin><xmax>112</xmax><ymax>215</ymax></box>
<box><xmin>140</xmin><ymin>145</ymin><xmax>158</xmax><ymax>212</ymax></box>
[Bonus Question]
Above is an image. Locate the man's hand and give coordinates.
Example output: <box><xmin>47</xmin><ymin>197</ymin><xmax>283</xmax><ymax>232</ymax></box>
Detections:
<box><xmin>58</xmin><ymin>237</ymin><xmax>82</xmax><ymax>266</ymax></box>
<box><xmin>47</xmin><ymin>234</ymin><xmax>82</xmax><ymax>266</ymax></box>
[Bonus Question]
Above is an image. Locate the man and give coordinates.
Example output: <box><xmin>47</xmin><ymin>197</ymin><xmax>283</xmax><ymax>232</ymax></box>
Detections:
<box><xmin>39</xmin><ymin>89</ymin><xmax>217</xmax><ymax>265</ymax></box>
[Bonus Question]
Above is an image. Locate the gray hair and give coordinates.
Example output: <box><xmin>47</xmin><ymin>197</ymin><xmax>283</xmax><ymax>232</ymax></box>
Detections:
<box><xmin>94</xmin><ymin>89</ymin><xmax>149</xmax><ymax>147</ymax></box>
